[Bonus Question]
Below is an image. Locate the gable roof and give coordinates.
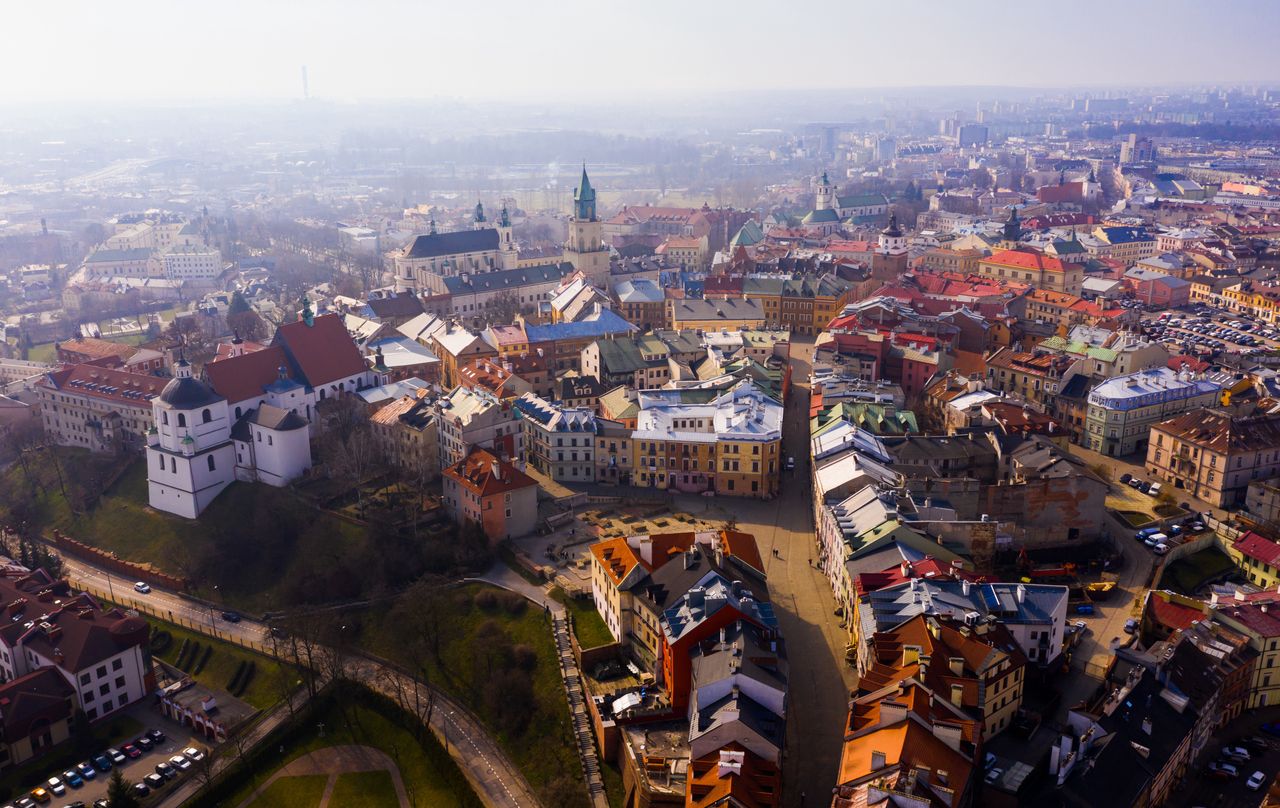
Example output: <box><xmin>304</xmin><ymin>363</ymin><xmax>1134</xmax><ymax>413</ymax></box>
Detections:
<box><xmin>444</xmin><ymin>447</ymin><xmax>537</xmax><ymax>497</ymax></box>
<box><xmin>404</xmin><ymin>228</ymin><xmax>499</xmax><ymax>259</ymax></box>
<box><xmin>39</xmin><ymin>364</ymin><xmax>166</xmax><ymax>409</ymax></box>
<box><xmin>204</xmin><ymin>345</ymin><xmax>289</xmax><ymax>405</ymax></box>
<box><xmin>272</xmin><ymin>313</ymin><xmax>367</xmax><ymax>389</ymax></box>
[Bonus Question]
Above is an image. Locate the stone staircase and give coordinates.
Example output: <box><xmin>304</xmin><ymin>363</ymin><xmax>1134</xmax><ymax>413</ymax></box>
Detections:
<box><xmin>552</xmin><ymin>614</ymin><xmax>609</xmax><ymax>807</ymax></box>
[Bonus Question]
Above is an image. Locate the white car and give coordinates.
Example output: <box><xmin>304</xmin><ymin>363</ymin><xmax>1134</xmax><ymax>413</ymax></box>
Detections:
<box><xmin>170</xmin><ymin>753</ymin><xmax>191</xmax><ymax>771</ymax></box>
<box><xmin>184</xmin><ymin>746</ymin><xmax>206</xmax><ymax>762</ymax></box>
<box><xmin>1153</xmin><ymin>544</ymin><xmax>1170</xmax><ymax>556</ymax></box>
<box><xmin>785</xmin><ymin>456</ymin><xmax>796</xmax><ymax>471</ymax></box>
<box><xmin>1223</xmin><ymin>745</ymin><xmax>1251</xmax><ymax>761</ymax></box>
<box><xmin>134</xmin><ymin>581</ymin><xmax>152</xmax><ymax>594</ymax></box>
<box><xmin>46</xmin><ymin>777</ymin><xmax>65</xmax><ymax>796</ymax></box>
<box><xmin>985</xmin><ymin>767</ymin><xmax>1003</xmax><ymax>785</ymax></box>
<box><xmin>1248</xmin><ymin>770</ymin><xmax>1268</xmax><ymax>790</ymax></box>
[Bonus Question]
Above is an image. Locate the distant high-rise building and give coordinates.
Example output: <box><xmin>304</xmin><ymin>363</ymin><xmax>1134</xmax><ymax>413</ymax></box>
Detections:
<box><xmin>957</xmin><ymin>124</ymin><xmax>989</xmax><ymax>148</ymax></box>
<box><xmin>1120</xmin><ymin>133</ymin><xmax>1156</xmax><ymax>164</ymax></box>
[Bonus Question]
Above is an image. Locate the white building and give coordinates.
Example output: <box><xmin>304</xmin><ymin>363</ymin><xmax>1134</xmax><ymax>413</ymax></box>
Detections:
<box><xmin>147</xmin><ymin>358</ymin><xmax>312</xmax><ymax>519</ymax></box>
<box><xmin>162</xmin><ymin>246</ymin><xmax>223</xmax><ymax>282</ymax></box>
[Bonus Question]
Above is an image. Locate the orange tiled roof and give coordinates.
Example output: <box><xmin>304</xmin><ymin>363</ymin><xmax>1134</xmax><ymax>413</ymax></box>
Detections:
<box><xmin>590</xmin><ymin>537</ymin><xmax>647</xmax><ymax>588</ymax></box>
<box><xmin>687</xmin><ymin>744</ymin><xmax>780</xmax><ymax>808</ymax></box>
<box><xmin>982</xmin><ymin>249</ymin><xmax>1068</xmax><ymax>274</ymax></box>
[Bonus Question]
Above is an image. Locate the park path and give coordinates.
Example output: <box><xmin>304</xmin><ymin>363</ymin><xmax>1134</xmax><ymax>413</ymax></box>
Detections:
<box><xmin>234</xmin><ymin>744</ymin><xmax>410</xmax><ymax>808</ymax></box>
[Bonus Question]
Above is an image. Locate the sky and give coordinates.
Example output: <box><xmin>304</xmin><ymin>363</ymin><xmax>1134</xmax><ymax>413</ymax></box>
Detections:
<box><xmin>3</xmin><ymin>0</ymin><xmax>1280</xmax><ymax>104</ymax></box>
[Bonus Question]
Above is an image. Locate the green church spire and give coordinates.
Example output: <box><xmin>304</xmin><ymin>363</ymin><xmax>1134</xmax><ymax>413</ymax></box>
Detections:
<box><xmin>574</xmin><ymin>164</ymin><xmax>597</xmax><ymax>222</ymax></box>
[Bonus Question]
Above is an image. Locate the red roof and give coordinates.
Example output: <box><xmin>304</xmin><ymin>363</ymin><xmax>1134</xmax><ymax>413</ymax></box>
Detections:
<box><xmin>204</xmin><ymin>345</ymin><xmax>289</xmax><ymax>405</ymax></box>
<box><xmin>983</xmin><ymin>249</ymin><xmax>1068</xmax><ymax>274</ymax></box>
<box><xmin>1235</xmin><ymin>532</ymin><xmax>1280</xmax><ymax>568</ymax></box>
<box><xmin>1147</xmin><ymin>594</ymin><xmax>1203</xmax><ymax>632</ymax></box>
<box><xmin>273</xmin><ymin>313</ymin><xmax>368</xmax><ymax>388</ymax></box>
<box><xmin>213</xmin><ymin>340</ymin><xmax>267</xmax><ymax>361</ymax></box>
<box><xmin>38</xmin><ymin>364</ymin><xmax>166</xmax><ymax>409</ymax></box>
<box><xmin>444</xmin><ymin>447</ymin><xmax>537</xmax><ymax>498</ymax></box>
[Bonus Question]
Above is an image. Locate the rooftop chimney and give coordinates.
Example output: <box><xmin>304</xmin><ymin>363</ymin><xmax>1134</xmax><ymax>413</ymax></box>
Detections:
<box><xmin>871</xmin><ymin>751</ymin><xmax>887</xmax><ymax>771</ymax></box>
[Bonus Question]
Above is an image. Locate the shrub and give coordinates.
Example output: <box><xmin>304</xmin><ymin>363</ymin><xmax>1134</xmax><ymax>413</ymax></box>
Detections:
<box><xmin>175</xmin><ymin>638</ymin><xmax>190</xmax><ymax>667</ymax></box>
<box><xmin>150</xmin><ymin>630</ymin><xmax>172</xmax><ymax>655</ymax></box>
<box><xmin>474</xmin><ymin>590</ymin><xmax>498</xmax><ymax>611</ymax></box>
<box><xmin>512</xmin><ymin>644</ymin><xmax>537</xmax><ymax>672</ymax></box>
<box><xmin>237</xmin><ymin>661</ymin><xmax>256</xmax><ymax>696</ymax></box>
<box><xmin>228</xmin><ymin>661</ymin><xmax>247</xmax><ymax>693</ymax></box>
<box><xmin>195</xmin><ymin>644</ymin><xmax>213</xmax><ymax>674</ymax></box>
<box><xmin>501</xmin><ymin>591</ymin><xmax>528</xmax><ymax>615</ymax></box>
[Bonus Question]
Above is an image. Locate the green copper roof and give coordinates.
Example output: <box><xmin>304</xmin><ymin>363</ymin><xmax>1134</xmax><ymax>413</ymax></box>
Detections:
<box><xmin>574</xmin><ymin>166</ymin><xmax>597</xmax><ymax>221</ymax></box>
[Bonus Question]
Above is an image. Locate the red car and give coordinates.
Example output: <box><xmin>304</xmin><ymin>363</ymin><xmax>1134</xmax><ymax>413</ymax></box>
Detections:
<box><xmin>122</xmin><ymin>744</ymin><xmax>141</xmax><ymax>759</ymax></box>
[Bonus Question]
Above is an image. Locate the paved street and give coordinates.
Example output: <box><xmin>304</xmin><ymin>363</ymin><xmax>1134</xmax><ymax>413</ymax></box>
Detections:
<box><xmin>1169</xmin><ymin>707</ymin><xmax>1280</xmax><ymax>808</ymax></box>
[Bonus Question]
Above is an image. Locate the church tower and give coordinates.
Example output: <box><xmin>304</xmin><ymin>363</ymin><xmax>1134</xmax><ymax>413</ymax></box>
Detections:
<box><xmin>815</xmin><ymin>170</ymin><xmax>835</xmax><ymax>212</ymax></box>
<box><xmin>871</xmin><ymin>212</ymin><xmax>909</xmax><ymax>281</ymax></box>
<box><xmin>472</xmin><ymin>201</ymin><xmax>487</xmax><ymax>230</ymax></box>
<box><xmin>999</xmin><ymin>207</ymin><xmax>1023</xmax><ymax>249</ymax></box>
<box><xmin>497</xmin><ymin>203</ymin><xmax>518</xmax><ymax>270</ymax></box>
<box><xmin>146</xmin><ymin>356</ymin><xmax>236</xmax><ymax>518</ymax></box>
<box><xmin>565</xmin><ymin>166</ymin><xmax>609</xmax><ymax>287</ymax></box>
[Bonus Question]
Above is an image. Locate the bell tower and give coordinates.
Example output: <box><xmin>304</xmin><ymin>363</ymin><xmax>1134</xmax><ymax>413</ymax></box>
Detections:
<box><xmin>497</xmin><ymin>203</ymin><xmax>518</xmax><ymax>269</ymax></box>
<box><xmin>565</xmin><ymin>165</ymin><xmax>609</xmax><ymax>286</ymax></box>
<box><xmin>815</xmin><ymin>170</ymin><xmax>835</xmax><ymax>212</ymax></box>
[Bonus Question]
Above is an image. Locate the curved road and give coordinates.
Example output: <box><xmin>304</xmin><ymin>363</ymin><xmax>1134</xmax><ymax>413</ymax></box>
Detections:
<box><xmin>53</xmin><ymin>554</ymin><xmax>542</xmax><ymax>808</ymax></box>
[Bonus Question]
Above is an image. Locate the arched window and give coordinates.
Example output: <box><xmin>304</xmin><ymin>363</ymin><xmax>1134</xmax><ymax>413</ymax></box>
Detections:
<box><xmin>157</xmin><ymin>454</ymin><xmax>164</xmax><ymax>470</ymax></box>
<box><xmin>207</xmin><ymin>455</ymin><xmax>216</xmax><ymax>472</ymax></box>
<box><xmin>169</xmin><ymin>457</ymin><xmax>176</xmax><ymax>473</ymax></box>
<box><xmin>162</xmin><ymin>412</ymin><xmax>169</xmax><ymax>426</ymax></box>
<box><xmin>177</xmin><ymin>413</ymin><xmax>187</xmax><ymax>428</ymax></box>
<box><xmin>234</xmin><ymin>407</ymin><xmax>242</xmax><ymax>419</ymax></box>
<box><xmin>202</xmin><ymin>409</ymin><xmax>212</xmax><ymax>424</ymax></box>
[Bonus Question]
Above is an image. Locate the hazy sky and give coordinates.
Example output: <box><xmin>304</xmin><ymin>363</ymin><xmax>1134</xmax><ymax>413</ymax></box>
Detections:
<box><xmin>4</xmin><ymin>0</ymin><xmax>1279</xmax><ymax>103</ymax></box>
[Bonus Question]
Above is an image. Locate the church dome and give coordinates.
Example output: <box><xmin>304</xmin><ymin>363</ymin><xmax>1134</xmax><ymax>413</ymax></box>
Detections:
<box><xmin>158</xmin><ymin>360</ymin><xmax>224</xmax><ymax>409</ymax></box>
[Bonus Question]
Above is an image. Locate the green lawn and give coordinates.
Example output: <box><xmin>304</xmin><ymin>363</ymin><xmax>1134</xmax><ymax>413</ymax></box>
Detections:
<box><xmin>359</xmin><ymin>583</ymin><xmax>588</xmax><ymax>808</ymax></box>
<box><xmin>1162</xmin><ymin>547</ymin><xmax>1236</xmax><ymax>595</ymax></box>
<box><xmin>205</xmin><ymin>687</ymin><xmax>478</xmax><ymax>808</ymax></box>
<box><xmin>25</xmin><ymin>342</ymin><xmax>56</xmax><ymax>363</ymax></box>
<box><xmin>329</xmin><ymin>770</ymin><xmax>400</xmax><ymax>807</ymax></box>
<box><xmin>0</xmin><ymin>450</ymin><xmax>371</xmax><ymax>613</ymax></box>
<box><xmin>149</xmin><ymin>617</ymin><xmax>288</xmax><ymax>710</ymax></box>
<box><xmin>551</xmin><ymin>587</ymin><xmax>614</xmax><ymax>649</ymax></box>
<box><xmin>246</xmin><ymin>774</ymin><xmax>328</xmax><ymax>808</ymax></box>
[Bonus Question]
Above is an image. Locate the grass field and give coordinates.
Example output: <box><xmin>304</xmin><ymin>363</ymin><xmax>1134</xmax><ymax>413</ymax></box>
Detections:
<box><xmin>0</xmin><ymin>450</ymin><xmax>374</xmax><ymax>612</ymax></box>
<box><xmin>360</xmin><ymin>583</ymin><xmax>588</xmax><ymax>808</ymax></box>
<box><xmin>150</xmin><ymin>617</ymin><xmax>289</xmax><ymax>710</ymax></box>
<box><xmin>208</xmin><ymin>687</ymin><xmax>478</xmax><ymax>808</ymax></box>
<box><xmin>1162</xmin><ymin>546</ymin><xmax>1236</xmax><ymax>595</ymax></box>
<box><xmin>551</xmin><ymin>587</ymin><xmax>614</xmax><ymax>649</ymax></box>
<box><xmin>246</xmin><ymin>775</ymin><xmax>328</xmax><ymax>808</ymax></box>
<box><xmin>329</xmin><ymin>771</ymin><xmax>400</xmax><ymax>807</ymax></box>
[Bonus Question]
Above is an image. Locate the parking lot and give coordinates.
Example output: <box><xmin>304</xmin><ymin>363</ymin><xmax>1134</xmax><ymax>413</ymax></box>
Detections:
<box><xmin>1169</xmin><ymin>709</ymin><xmax>1280</xmax><ymax>808</ymax></box>
<box><xmin>5</xmin><ymin>706</ymin><xmax>211</xmax><ymax>808</ymax></box>
<box><xmin>1140</xmin><ymin>302</ymin><xmax>1280</xmax><ymax>364</ymax></box>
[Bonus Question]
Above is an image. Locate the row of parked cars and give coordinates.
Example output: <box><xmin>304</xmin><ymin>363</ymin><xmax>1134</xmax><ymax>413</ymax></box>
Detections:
<box><xmin>1133</xmin><ymin>516</ymin><xmax>1207</xmax><ymax>556</ymax></box>
<box><xmin>5</xmin><ymin>728</ymin><xmax>207</xmax><ymax>808</ymax></box>
<box><xmin>1203</xmin><ymin>731</ymin><xmax>1277</xmax><ymax>790</ymax></box>
<box><xmin>1119</xmin><ymin>473</ymin><xmax>1163</xmax><ymax>498</ymax></box>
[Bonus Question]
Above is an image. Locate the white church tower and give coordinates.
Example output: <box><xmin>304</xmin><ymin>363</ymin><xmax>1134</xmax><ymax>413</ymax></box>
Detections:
<box><xmin>146</xmin><ymin>357</ymin><xmax>237</xmax><ymax>519</ymax></box>
<box><xmin>815</xmin><ymin>170</ymin><xmax>835</xmax><ymax>212</ymax></box>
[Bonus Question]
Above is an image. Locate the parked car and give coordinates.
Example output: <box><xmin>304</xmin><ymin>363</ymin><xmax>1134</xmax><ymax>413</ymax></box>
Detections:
<box><xmin>1148</xmin><ymin>482</ymin><xmax>1163</xmax><ymax>497</ymax></box>
<box><xmin>91</xmin><ymin>755</ymin><xmax>111</xmax><ymax>773</ymax></box>
<box><xmin>146</xmin><ymin>728</ymin><xmax>166</xmax><ymax>744</ymax></box>
<box><xmin>785</xmin><ymin>456</ymin><xmax>795</xmax><ymax>471</ymax></box>
<box><xmin>1124</xmin><ymin>618</ymin><xmax>1138</xmax><ymax>633</ymax></box>
<box><xmin>45</xmin><ymin>778</ymin><xmax>64</xmax><ymax>797</ymax></box>
<box><xmin>1153</xmin><ymin>544</ymin><xmax>1170</xmax><ymax>555</ymax></box>
<box><xmin>1135</xmin><ymin>527</ymin><xmax>1161</xmax><ymax>541</ymax></box>
<box><xmin>1074</xmin><ymin>604</ymin><xmax>1095</xmax><ymax>615</ymax></box>
<box><xmin>169</xmin><ymin>754</ymin><xmax>191</xmax><ymax>771</ymax></box>
<box><xmin>984</xmin><ymin>768</ymin><xmax>1003</xmax><ymax>784</ymax></box>
<box><xmin>1128</xmin><ymin>477</ymin><xmax>1143</xmax><ymax>489</ymax></box>
<box><xmin>1144</xmin><ymin>533</ymin><xmax>1168</xmax><ymax>547</ymax></box>
<box><xmin>1119</xmin><ymin>472</ymin><xmax>1133</xmax><ymax>484</ymax></box>
<box><xmin>220</xmin><ymin>611</ymin><xmax>241</xmax><ymax>623</ymax></box>
<box><xmin>134</xmin><ymin>736</ymin><xmax>153</xmax><ymax>752</ymax></box>
<box><xmin>131</xmin><ymin>783</ymin><xmax>148</xmax><ymax>798</ymax></box>
<box><xmin>143</xmin><ymin>773</ymin><xmax>165</xmax><ymax>790</ymax></box>
<box><xmin>76</xmin><ymin>762</ymin><xmax>97</xmax><ymax>780</ymax></box>
<box><xmin>1207</xmin><ymin>760</ymin><xmax>1238</xmax><ymax>778</ymax></box>
<box><xmin>984</xmin><ymin>753</ymin><xmax>997</xmax><ymax>770</ymax></box>
<box><xmin>1138</xmin><ymin>480</ymin><xmax>1152</xmax><ymax>494</ymax></box>
<box><xmin>62</xmin><ymin>770</ymin><xmax>83</xmax><ymax>789</ymax></box>
<box><xmin>106</xmin><ymin>748</ymin><xmax>125</xmax><ymax>765</ymax></box>
<box><xmin>1248</xmin><ymin>770</ymin><xmax>1268</xmax><ymax>790</ymax></box>
<box><xmin>28</xmin><ymin>788</ymin><xmax>49</xmax><ymax>804</ymax></box>
<box><xmin>183</xmin><ymin>746</ymin><xmax>207</xmax><ymax>762</ymax></box>
<box><xmin>133</xmin><ymin>582</ymin><xmax>151</xmax><ymax>594</ymax></box>
<box><xmin>1241</xmin><ymin>736</ymin><xmax>1269</xmax><ymax>755</ymax></box>
<box><xmin>122</xmin><ymin>744</ymin><xmax>141</xmax><ymax>759</ymax></box>
<box><xmin>154</xmin><ymin>762</ymin><xmax>177</xmax><ymax>780</ymax></box>
<box><xmin>1223</xmin><ymin>745</ymin><xmax>1251</xmax><ymax>761</ymax></box>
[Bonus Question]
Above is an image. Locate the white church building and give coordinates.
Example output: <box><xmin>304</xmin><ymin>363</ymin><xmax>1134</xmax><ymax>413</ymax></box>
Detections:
<box><xmin>146</xmin><ymin>358</ymin><xmax>311</xmax><ymax>519</ymax></box>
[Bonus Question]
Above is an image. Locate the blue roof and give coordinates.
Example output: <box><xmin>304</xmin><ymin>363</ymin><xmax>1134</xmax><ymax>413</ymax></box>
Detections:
<box><xmin>1088</xmin><ymin>367</ymin><xmax>1221</xmax><ymax>411</ymax></box>
<box><xmin>1100</xmin><ymin>226</ymin><xmax>1152</xmax><ymax>244</ymax></box>
<box><xmin>524</xmin><ymin>309</ymin><xmax>637</xmax><ymax>343</ymax></box>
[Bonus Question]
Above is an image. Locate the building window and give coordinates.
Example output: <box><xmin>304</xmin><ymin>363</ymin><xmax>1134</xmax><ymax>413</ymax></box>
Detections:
<box><xmin>202</xmin><ymin>409</ymin><xmax>212</xmax><ymax>424</ymax></box>
<box><xmin>208</xmin><ymin>456</ymin><xmax>216</xmax><ymax>472</ymax></box>
<box><xmin>177</xmin><ymin>413</ymin><xmax>186</xmax><ymax>428</ymax></box>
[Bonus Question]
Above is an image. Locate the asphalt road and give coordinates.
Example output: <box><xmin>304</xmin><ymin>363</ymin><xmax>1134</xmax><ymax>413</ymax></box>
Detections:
<box><xmin>52</xmin><ymin>553</ymin><xmax>543</xmax><ymax>808</ymax></box>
